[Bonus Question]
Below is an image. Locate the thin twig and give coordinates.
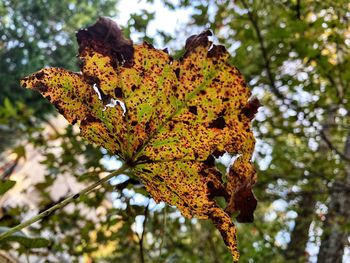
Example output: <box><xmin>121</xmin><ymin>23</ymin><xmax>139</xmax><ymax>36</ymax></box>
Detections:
<box><xmin>41</xmin><ymin>116</ymin><xmax>60</xmax><ymax>136</ymax></box>
<box><xmin>139</xmin><ymin>203</ymin><xmax>150</xmax><ymax>263</ymax></box>
<box><xmin>0</xmin><ymin>163</ymin><xmax>130</xmax><ymax>241</ymax></box>
<box><xmin>158</xmin><ymin>205</ymin><xmax>167</xmax><ymax>262</ymax></box>
<box><xmin>0</xmin><ymin>157</ymin><xmax>19</xmax><ymax>180</ymax></box>
<box><xmin>25</xmin><ymin>253</ymin><xmax>30</xmax><ymax>263</ymax></box>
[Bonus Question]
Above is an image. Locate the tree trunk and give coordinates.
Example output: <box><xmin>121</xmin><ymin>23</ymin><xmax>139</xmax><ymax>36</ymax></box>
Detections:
<box><xmin>285</xmin><ymin>111</ymin><xmax>336</xmax><ymax>262</ymax></box>
<box><xmin>285</xmin><ymin>192</ymin><xmax>316</xmax><ymax>262</ymax></box>
<box><xmin>317</xmin><ymin>131</ymin><xmax>350</xmax><ymax>263</ymax></box>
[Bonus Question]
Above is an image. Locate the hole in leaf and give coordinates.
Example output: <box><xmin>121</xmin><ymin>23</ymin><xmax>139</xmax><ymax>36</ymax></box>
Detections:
<box><xmin>92</xmin><ymin>83</ymin><xmax>102</xmax><ymax>100</ymax></box>
<box><xmin>207</xmin><ymin>181</ymin><xmax>214</xmax><ymax>189</ymax></box>
<box><xmin>104</xmin><ymin>98</ymin><xmax>127</xmax><ymax>116</ymax></box>
<box><xmin>214</xmin><ymin>152</ymin><xmax>241</xmax><ymax>183</ymax></box>
<box><xmin>189</xmin><ymin>106</ymin><xmax>198</xmax><ymax>115</ymax></box>
<box><xmin>92</xmin><ymin>83</ymin><xmax>127</xmax><ymax>115</ymax></box>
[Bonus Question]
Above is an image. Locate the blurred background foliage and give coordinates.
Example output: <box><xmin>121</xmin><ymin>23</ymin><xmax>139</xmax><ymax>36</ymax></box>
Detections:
<box><xmin>0</xmin><ymin>0</ymin><xmax>349</xmax><ymax>262</ymax></box>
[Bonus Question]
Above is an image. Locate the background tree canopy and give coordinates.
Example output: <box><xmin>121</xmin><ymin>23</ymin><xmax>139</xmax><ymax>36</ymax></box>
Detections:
<box><xmin>0</xmin><ymin>0</ymin><xmax>349</xmax><ymax>262</ymax></box>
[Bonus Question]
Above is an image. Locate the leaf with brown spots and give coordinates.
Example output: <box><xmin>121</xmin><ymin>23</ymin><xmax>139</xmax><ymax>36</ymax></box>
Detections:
<box><xmin>21</xmin><ymin>17</ymin><xmax>259</xmax><ymax>262</ymax></box>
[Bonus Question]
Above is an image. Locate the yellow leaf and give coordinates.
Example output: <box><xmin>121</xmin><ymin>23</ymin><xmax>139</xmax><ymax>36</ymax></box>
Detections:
<box><xmin>21</xmin><ymin>17</ymin><xmax>259</xmax><ymax>262</ymax></box>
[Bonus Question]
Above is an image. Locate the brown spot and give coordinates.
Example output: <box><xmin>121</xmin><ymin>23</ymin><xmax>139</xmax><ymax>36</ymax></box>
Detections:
<box><xmin>145</xmin><ymin>121</ymin><xmax>151</xmax><ymax>131</ymax></box>
<box><xmin>207</xmin><ymin>45</ymin><xmax>226</xmax><ymax>58</ymax></box>
<box><xmin>85</xmin><ymin>75</ymin><xmax>100</xmax><ymax>86</ymax></box>
<box><xmin>174</xmin><ymin>68</ymin><xmax>180</xmax><ymax>80</ymax></box>
<box><xmin>36</xmin><ymin>71</ymin><xmax>46</xmax><ymax>80</ymax></box>
<box><xmin>154</xmin><ymin>175</ymin><xmax>164</xmax><ymax>182</ymax></box>
<box><xmin>35</xmin><ymin>83</ymin><xmax>48</xmax><ymax>92</ymax></box>
<box><xmin>82</xmin><ymin>114</ymin><xmax>99</xmax><ymax>124</ymax></box>
<box><xmin>207</xmin><ymin>181</ymin><xmax>214</xmax><ymax>189</ymax></box>
<box><xmin>114</xmin><ymin>87</ymin><xmax>123</xmax><ymax>98</ymax></box>
<box><xmin>209</xmin><ymin>116</ymin><xmax>226</xmax><ymax>129</ymax></box>
<box><xmin>204</xmin><ymin>155</ymin><xmax>215</xmax><ymax>166</ymax></box>
<box><xmin>189</xmin><ymin>106</ymin><xmax>197</xmax><ymax>115</ymax></box>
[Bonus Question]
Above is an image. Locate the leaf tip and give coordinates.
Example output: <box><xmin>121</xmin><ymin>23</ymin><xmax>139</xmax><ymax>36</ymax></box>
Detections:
<box><xmin>76</xmin><ymin>16</ymin><xmax>134</xmax><ymax>67</ymax></box>
<box><xmin>242</xmin><ymin>97</ymin><xmax>261</xmax><ymax>120</ymax></box>
<box><xmin>20</xmin><ymin>70</ymin><xmax>49</xmax><ymax>93</ymax></box>
<box><xmin>184</xmin><ymin>29</ymin><xmax>212</xmax><ymax>56</ymax></box>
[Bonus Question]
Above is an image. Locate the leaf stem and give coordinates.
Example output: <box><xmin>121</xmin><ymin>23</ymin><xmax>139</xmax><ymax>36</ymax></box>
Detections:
<box><xmin>0</xmin><ymin>163</ymin><xmax>130</xmax><ymax>241</ymax></box>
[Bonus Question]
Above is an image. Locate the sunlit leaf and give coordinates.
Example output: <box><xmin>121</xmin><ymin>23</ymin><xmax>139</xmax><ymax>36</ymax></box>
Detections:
<box><xmin>21</xmin><ymin>17</ymin><xmax>259</xmax><ymax>261</ymax></box>
<box><xmin>0</xmin><ymin>227</ymin><xmax>49</xmax><ymax>248</ymax></box>
<box><xmin>0</xmin><ymin>180</ymin><xmax>16</xmax><ymax>196</ymax></box>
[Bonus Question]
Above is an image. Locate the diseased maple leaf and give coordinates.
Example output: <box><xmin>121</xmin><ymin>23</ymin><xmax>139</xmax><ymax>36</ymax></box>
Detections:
<box><xmin>21</xmin><ymin>17</ymin><xmax>259</xmax><ymax>261</ymax></box>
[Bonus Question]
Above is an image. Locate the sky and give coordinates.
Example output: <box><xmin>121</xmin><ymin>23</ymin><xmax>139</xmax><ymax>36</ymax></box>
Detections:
<box><xmin>116</xmin><ymin>0</ymin><xmax>191</xmax><ymax>34</ymax></box>
<box><xmin>115</xmin><ymin>0</ymin><xmax>194</xmax><ymax>49</ymax></box>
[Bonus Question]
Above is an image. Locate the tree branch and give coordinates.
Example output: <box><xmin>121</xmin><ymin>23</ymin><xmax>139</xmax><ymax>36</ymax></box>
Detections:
<box><xmin>0</xmin><ymin>158</ymin><xmax>19</xmax><ymax>180</ymax></box>
<box><xmin>296</xmin><ymin>0</ymin><xmax>301</xmax><ymax>20</ymax></box>
<box><xmin>115</xmin><ymin>177</ymin><xmax>141</xmax><ymax>191</ymax></box>
<box><xmin>0</xmin><ymin>163</ymin><xmax>130</xmax><ymax>241</ymax></box>
<box><xmin>239</xmin><ymin>0</ymin><xmax>285</xmax><ymax>100</ymax></box>
<box><xmin>319</xmin><ymin>129</ymin><xmax>350</xmax><ymax>162</ymax></box>
<box><xmin>138</xmin><ymin>203</ymin><xmax>150</xmax><ymax>263</ymax></box>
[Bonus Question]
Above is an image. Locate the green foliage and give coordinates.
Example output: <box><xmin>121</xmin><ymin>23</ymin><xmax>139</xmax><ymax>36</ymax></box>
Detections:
<box><xmin>0</xmin><ymin>180</ymin><xmax>16</xmax><ymax>196</ymax></box>
<box><xmin>0</xmin><ymin>0</ymin><xmax>117</xmax><ymax>152</ymax></box>
<box><xmin>0</xmin><ymin>227</ymin><xmax>49</xmax><ymax>249</ymax></box>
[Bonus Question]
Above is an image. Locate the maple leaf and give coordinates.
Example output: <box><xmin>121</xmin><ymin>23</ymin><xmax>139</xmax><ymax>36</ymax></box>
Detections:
<box><xmin>21</xmin><ymin>17</ymin><xmax>259</xmax><ymax>261</ymax></box>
